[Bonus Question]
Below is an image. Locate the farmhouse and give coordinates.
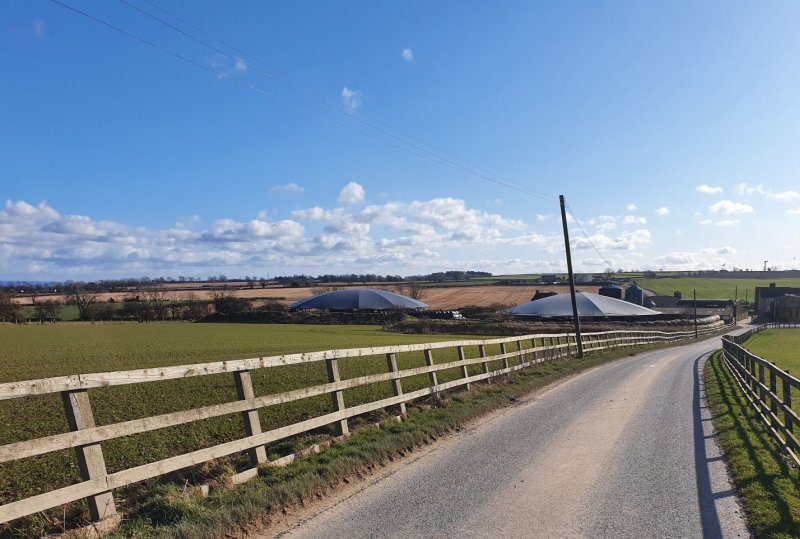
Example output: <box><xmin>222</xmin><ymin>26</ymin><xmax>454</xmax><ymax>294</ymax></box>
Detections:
<box><xmin>755</xmin><ymin>284</ymin><xmax>800</xmax><ymax>321</ymax></box>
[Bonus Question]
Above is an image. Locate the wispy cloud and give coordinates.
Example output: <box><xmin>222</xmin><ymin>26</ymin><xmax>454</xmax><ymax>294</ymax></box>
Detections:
<box><xmin>32</xmin><ymin>20</ymin><xmax>46</xmax><ymax>39</ymax></box>
<box><xmin>655</xmin><ymin>207</ymin><xmax>670</xmax><ymax>216</ymax></box>
<box><xmin>788</xmin><ymin>206</ymin><xmax>800</xmax><ymax>215</ymax></box>
<box><xmin>401</xmin><ymin>48</ymin><xmax>414</xmax><ymax>62</ymax></box>
<box><xmin>234</xmin><ymin>58</ymin><xmax>247</xmax><ymax>73</ymax></box>
<box><xmin>341</xmin><ymin>86</ymin><xmax>363</xmax><ymax>110</ymax></box>
<box><xmin>271</xmin><ymin>182</ymin><xmax>304</xmax><ymax>193</ymax></box>
<box><xmin>708</xmin><ymin>200</ymin><xmax>754</xmax><ymax>215</ymax></box>
<box><xmin>735</xmin><ymin>182</ymin><xmax>800</xmax><ymax>202</ymax></box>
<box><xmin>626</xmin><ymin>203</ymin><xmax>637</xmax><ymax>211</ymax></box>
<box><xmin>696</xmin><ymin>184</ymin><xmax>723</xmax><ymax>194</ymax></box>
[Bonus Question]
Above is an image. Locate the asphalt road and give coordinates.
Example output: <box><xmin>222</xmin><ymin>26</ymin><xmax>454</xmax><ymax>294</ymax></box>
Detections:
<box><xmin>273</xmin><ymin>336</ymin><xmax>750</xmax><ymax>538</ymax></box>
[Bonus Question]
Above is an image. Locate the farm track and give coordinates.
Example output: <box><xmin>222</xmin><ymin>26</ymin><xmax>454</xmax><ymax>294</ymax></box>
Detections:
<box><xmin>269</xmin><ymin>336</ymin><xmax>750</xmax><ymax>538</ymax></box>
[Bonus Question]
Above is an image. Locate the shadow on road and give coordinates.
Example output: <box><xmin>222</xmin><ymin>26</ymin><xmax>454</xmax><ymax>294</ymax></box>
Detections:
<box><xmin>693</xmin><ymin>352</ymin><xmax>724</xmax><ymax>538</ymax></box>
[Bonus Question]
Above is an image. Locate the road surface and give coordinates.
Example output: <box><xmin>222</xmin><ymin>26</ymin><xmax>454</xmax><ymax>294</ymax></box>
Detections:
<box><xmin>270</xmin><ymin>336</ymin><xmax>750</xmax><ymax>538</ymax></box>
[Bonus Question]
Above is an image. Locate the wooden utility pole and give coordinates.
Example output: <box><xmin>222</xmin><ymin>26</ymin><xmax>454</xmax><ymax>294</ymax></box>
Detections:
<box><xmin>694</xmin><ymin>289</ymin><xmax>698</xmax><ymax>338</ymax></box>
<box><xmin>559</xmin><ymin>195</ymin><xmax>583</xmax><ymax>358</ymax></box>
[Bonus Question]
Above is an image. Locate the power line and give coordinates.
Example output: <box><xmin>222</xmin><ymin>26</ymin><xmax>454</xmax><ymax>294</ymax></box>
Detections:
<box><xmin>48</xmin><ymin>0</ymin><xmax>555</xmax><ymax>203</ymax></box>
<box><xmin>133</xmin><ymin>0</ymin><xmax>556</xmax><ymax>202</ymax></box>
<box><xmin>564</xmin><ymin>202</ymin><xmax>618</xmax><ymax>273</ymax></box>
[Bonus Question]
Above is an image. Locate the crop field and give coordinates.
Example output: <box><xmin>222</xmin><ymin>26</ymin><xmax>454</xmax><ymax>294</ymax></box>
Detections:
<box><xmin>638</xmin><ymin>277</ymin><xmax>800</xmax><ymax>301</ymax></box>
<box><xmin>0</xmin><ymin>323</ymin><xmax>511</xmax><ymax>509</ymax></box>
<box><xmin>743</xmin><ymin>328</ymin><xmax>800</xmax><ymax>374</ymax></box>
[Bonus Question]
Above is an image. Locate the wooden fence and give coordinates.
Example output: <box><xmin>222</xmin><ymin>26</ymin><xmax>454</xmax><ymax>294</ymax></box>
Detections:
<box><xmin>721</xmin><ymin>323</ymin><xmax>800</xmax><ymax>466</ymax></box>
<box><xmin>0</xmin><ymin>323</ymin><xmax>726</xmax><ymax>529</ymax></box>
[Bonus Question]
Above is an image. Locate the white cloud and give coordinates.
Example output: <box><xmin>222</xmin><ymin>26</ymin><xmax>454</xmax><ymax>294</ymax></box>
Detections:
<box><xmin>714</xmin><ymin>219</ymin><xmax>739</xmax><ymax>226</ymax></box>
<box><xmin>696</xmin><ymin>184</ymin><xmax>723</xmax><ymax>194</ymax></box>
<box><xmin>401</xmin><ymin>48</ymin><xmax>414</xmax><ymax>61</ymax></box>
<box><xmin>234</xmin><ymin>58</ymin><xmax>247</xmax><ymax>73</ymax></box>
<box><xmin>622</xmin><ymin>215</ymin><xmax>647</xmax><ymax>225</ymax></box>
<box><xmin>572</xmin><ymin>229</ymin><xmax>651</xmax><ymax>251</ymax></box>
<box><xmin>535</xmin><ymin>214</ymin><xmax>551</xmax><ymax>222</ymax></box>
<box><xmin>626</xmin><ymin>203</ymin><xmax>637</xmax><ymax>211</ymax></box>
<box><xmin>708</xmin><ymin>200</ymin><xmax>754</xmax><ymax>215</ymax></box>
<box><xmin>271</xmin><ymin>182</ymin><xmax>304</xmax><ymax>193</ymax></box>
<box><xmin>338</xmin><ymin>181</ymin><xmax>366</xmax><ymax>205</ymax></box>
<box><xmin>655</xmin><ymin>207</ymin><xmax>670</xmax><ymax>216</ymax></box>
<box><xmin>770</xmin><ymin>190</ymin><xmax>800</xmax><ymax>202</ymax></box>
<box><xmin>703</xmin><ymin>246</ymin><xmax>737</xmax><ymax>255</ymax></box>
<box><xmin>788</xmin><ymin>207</ymin><xmax>800</xmax><ymax>215</ymax></box>
<box><xmin>341</xmin><ymin>86</ymin><xmax>362</xmax><ymax>110</ymax></box>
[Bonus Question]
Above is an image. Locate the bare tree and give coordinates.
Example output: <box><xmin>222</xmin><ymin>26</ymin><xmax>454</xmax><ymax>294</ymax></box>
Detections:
<box><xmin>397</xmin><ymin>282</ymin><xmax>426</xmax><ymax>301</ymax></box>
<box><xmin>142</xmin><ymin>285</ymin><xmax>172</xmax><ymax>320</ymax></box>
<box><xmin>0</xmin><ymin>292</ymin><xmax>23</xmax><ymax>323</ymax></box>
<box><xmin>35</xmin><ymin>299</ymin><xmax>62</xmax><ymax>323</ymax></box>
<box><xmin>67</xmin><ymin>285</ymin><xmax>98</xmax><ymax>320</ymax></box>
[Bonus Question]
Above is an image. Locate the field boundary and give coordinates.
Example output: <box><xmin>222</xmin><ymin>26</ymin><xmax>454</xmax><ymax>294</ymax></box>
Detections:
<box><xmin>0</xmin><ymin>323</ymin><xmax>727</xmax><ymax>529</ymax></box>
<box><xmin>721</xmin><ymin>323</ymin><xmax>800</xmax><ymax>467</ymax></box>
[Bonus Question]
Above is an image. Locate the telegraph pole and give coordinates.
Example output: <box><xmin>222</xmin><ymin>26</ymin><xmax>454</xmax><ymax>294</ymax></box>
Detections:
<box><xmin>559</xmin><ymin>195</ymin><xmax>583</xmax><ymax>358</ymax></box>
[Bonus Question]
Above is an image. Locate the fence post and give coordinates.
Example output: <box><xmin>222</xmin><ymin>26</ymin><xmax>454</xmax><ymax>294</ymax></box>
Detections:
<box><xmin>530</xmin><ymin>338</ymin><xmax>537</xmax><ymax>364</ymax></box>
<box><xmin>423</xmin><ymin>348</ymin><xmax>441</xmax><ymax>403</ymax></box>
<box><xmin>233</xmin><ymin>370</ymin><xmax>268</xmax><ymax>465</ymax></box>
<box><xmin>386</xmin><ymin>353</ymin><xmax>407</xmax><ymax>416</ymax></box>
<box><xmin>479</xmin><ymin>344</ymin><xmax>490</xmax><ymax>375</ymax></box>
<box><xmin>500</xmin><ymin>342</ymin><xmax>510</xmax><ymax>370</ymax></box>
<box><xmin>61</xmin><ymin>390</ymin><xmax>119</xmax><ymax>527</ymax></box>
<box><xmin>457</xmin><ymin>346</ymin><xmax>471</xmax><ymax>390</ymax></box>
<box><xmin>325</xmin><ymin>357</ymin><xmax>349</xmax><ymax>436</ymax></box>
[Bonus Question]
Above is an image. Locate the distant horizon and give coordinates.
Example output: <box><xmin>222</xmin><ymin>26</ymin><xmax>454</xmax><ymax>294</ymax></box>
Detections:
<box><xmin>4</xmin><ymin>267</ymin><xmax>800</xmax><ymax>286</ymax></box>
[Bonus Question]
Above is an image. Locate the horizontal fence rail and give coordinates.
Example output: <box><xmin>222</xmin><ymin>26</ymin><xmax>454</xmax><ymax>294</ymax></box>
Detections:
<box><xmin>721</xmin><ymin>324</ymin><xmax>800</xmax><ymax>466</ymax></box>
<box><xmin>0</xmin><ymin>322</ymin><xmax>728</xmax><ymax>528</ymax></box>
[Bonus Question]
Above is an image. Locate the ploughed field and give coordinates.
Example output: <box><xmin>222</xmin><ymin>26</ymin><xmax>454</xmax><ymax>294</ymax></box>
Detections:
<box><xmin>0</xmin><ymin>323</ymin><xmax>507</xmax><ymax>507</ymax></box>
<box><xmin>15</xmin><ymin>284</ymin><xmax>600</xmax><ymax>310</ymax></box>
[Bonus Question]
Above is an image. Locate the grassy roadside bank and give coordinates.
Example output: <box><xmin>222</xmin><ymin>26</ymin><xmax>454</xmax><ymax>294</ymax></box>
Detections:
<box><xmin>704</xmin><ymin>351</ymin><xmax>800</xmax><ymax>537</ymax></box>
<box><xmin>101</xmin><ymin>336</ymin><xmax>721</xmax><ymax>539</ymax></box>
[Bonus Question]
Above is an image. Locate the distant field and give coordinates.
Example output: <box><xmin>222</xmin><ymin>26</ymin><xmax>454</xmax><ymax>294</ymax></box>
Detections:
<box><xmin>743</xmin><ymin>329</ymin><xmax>800</xmax><ymax>374</ymax></box>
<box><xmin>0</xmin><ymin>323</ymin><xmax>501</xmax><ymax>506</ymax></box>
<box><xmin>638</xmin><ymin>277</ymin><xmax>800</xmax><ymax>300</ymax></box>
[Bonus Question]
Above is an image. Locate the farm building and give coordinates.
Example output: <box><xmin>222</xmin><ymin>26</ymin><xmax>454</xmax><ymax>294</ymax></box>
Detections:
<box><xmin>755</xmin><ymin>284</ymin><xmax>800</xmax><ymax>320</ymax></box>
<box><xmin>675</xmin><ymin>299</ymin><xmax>736</xmax><ymax>323</ymax></box>
<box><xmin>289</xmin><ymin>288</ymin><xmax>427</xmax><ymax>311</ymax></box>
<box><xmin>508</xmin><ymin>292</ymin><xmax>660</xmax><ymax>320</ymax></box>
<box><xmin>773</xmin><ymin>294</ymin><xmax>800</xmax><ymax>323</ymax></box>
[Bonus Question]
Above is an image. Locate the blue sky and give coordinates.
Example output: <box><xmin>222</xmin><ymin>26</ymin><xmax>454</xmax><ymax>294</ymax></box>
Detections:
<box><xmin>2</xmin><ymin>0</ymin><xmax>799</xmax><ymax>280</ymax></box>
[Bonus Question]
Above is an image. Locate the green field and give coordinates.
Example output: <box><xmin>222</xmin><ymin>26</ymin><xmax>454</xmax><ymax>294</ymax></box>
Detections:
<box><xmin>743</xmin><ymin>328</ymin><xmax>800</xmax><ymax>374</ymax></box>
<box><xmin>0</xmin><ymin>323</ymin><xmax>512</xmax><ymax>510</ymax></box>
<box><xmin>638</xmin><ymin>277</ymin><xmax>800</xmax><ymax>301</ymax></box>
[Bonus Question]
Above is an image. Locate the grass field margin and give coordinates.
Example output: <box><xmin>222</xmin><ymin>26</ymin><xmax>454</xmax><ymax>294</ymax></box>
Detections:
<box><xmin>705</xmin><ymin>351</ymin><xmax>800</xmax><ymax>537</ymax></box>
<box><xmin>103</xmin><ymin>335</ymin><xmax>727</xmax><ymax>538</ymax></box>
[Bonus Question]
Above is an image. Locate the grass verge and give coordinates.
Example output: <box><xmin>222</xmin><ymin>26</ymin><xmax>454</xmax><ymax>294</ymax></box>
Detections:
<box><xmin>705</xmin><ymin>351</ymin><xmax>800</xmax><ymax>538</ymax></box>
<box><xmin>106</xmin><ymin>339</ymin><xmax>709</xmax><ymax>539</ymax></box>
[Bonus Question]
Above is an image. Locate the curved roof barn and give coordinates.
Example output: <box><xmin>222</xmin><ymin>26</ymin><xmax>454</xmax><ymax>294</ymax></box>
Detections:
<box><xmin>509</xmin><ymin>291</ymin><xmax>659</xmax><ymax>318</ymax></box>
<box><xmin>290</xmin><ymin>288</ymin><xmax>428</xmax><ymax>311</ymax></box>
